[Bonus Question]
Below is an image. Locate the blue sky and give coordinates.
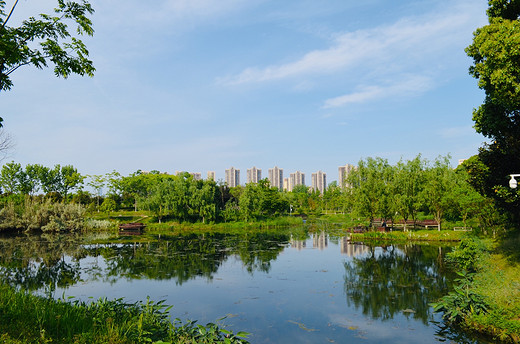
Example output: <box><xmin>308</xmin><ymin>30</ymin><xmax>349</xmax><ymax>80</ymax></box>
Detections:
<box><xmin>2</xmin><ymin>0</ymin><xmax>489</xmax><ymax>184</ymax></box>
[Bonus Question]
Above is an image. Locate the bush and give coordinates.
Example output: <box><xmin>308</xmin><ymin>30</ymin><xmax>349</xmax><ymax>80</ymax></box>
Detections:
<box><xmin>446</xmin><ymin>236</ymin><xmax>487</xmax><ymax>272</ymax></box>
<box><xmin>0</xmin><ymin>196</ymin><xmax>86</xmax><ymax>232</ymax></box>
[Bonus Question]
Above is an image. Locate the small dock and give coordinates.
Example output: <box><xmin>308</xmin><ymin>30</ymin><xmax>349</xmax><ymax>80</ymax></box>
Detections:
<box><xmin>119</xmin><ymin>222</ymin><xmax>145</xmax><ymax>235</ymax></box>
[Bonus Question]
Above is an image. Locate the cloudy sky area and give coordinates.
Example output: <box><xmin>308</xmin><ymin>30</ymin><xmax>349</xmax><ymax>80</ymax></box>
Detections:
<box><xmin>2</xmin><ymin>0</ymin><xmax>489</xmax><ymax>183</ymax></box>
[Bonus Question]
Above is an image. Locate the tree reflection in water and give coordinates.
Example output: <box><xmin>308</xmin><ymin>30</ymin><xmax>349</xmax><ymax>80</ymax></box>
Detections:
<box><xmin>344</xmin><ymin>244</ymin><xmax>451</xmax><ymax>325</ymax></box>
<box><xmin>0</xmin><ymin>231</ymin><xmax>291</xmax><ymax>291</ymax></box>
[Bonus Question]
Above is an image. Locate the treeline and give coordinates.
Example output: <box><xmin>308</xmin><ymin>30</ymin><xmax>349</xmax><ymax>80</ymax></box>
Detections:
<box><xmin>344</xmin><ymin>155</ymin><xmax>503</xmax><ymax>232</ymax></box>
<box><xmin>0</xmin><ymin>156</ymin><xmax>506</xmax><ymax>231</ymax></box>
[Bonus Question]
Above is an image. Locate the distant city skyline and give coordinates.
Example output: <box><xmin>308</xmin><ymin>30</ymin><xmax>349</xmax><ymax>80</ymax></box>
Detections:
<box><xmin>170</xmin><ymin>163</ymin><xmax>353</xmax><ymax>188</ymax></box>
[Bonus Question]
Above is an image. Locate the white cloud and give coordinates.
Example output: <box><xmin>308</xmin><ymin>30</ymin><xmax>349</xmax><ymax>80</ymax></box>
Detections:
<box><xmin>323</xmin><ymin>75</ymin><xmax>433</xmax><ymax>108</ymax></box>
<box><xmin>218</xmin><ymin>0</ymin><xmax>484</xmax><ymax>85</ymax></box>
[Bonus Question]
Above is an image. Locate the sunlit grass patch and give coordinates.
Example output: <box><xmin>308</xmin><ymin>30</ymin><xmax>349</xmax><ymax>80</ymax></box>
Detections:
<box><xmin>0</xmin><ymin>283</ymin><xmax>249</xmax><ymax>343</ymax></box>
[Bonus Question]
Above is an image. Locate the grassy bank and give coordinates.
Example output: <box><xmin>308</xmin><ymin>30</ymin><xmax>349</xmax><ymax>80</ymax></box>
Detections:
<box><xmin>0</xmin><ymin>283</ymin><xmax>249</xmax><ymax>344</ymax></box>
<box><xmin>433</xmin><ymin>236</ymin><xmax>520</xmax><ymax>343</ymax></box>
<box><xmin>350</xmin><ymin>229</ymin><xmax>467</xmax><ymax>242</ymax></box>
<box><xmin>88</xmin><ymin>211</ymin><xmax>306</xmax><ymax>232</ymax></box>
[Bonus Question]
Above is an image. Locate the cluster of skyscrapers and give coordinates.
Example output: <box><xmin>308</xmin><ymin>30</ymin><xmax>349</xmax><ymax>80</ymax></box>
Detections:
<box><xmin>185</xmin><ymin>164</ymin><xmax>356</xmax><ymax>194</ymax></box>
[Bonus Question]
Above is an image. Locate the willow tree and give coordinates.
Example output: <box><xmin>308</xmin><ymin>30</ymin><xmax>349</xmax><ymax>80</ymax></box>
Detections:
<box><xmin>393</xmin><ymin>155</ymin><xmax>426</xmax><ymax>231</ymax></box>
<box><xmin>465</xmin><ymin>0</ymin><xmax>520</xmax><ymax>225</ymax></box>
<box><xmin>347</xmin><ymin>157</ymin><xmax>394</xmax><ymax>227</ymax></box>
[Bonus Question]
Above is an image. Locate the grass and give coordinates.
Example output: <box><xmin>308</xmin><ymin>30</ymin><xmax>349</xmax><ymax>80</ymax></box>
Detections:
<box><xmin>0</xmin><ymin>283</ymin><xmax>249</xmax><ymax>344</ymax></box>
<box><xmin>349</xmin><ymin>229</ymin><xmax>468</xmax><ymax>242</ymax></box>
<box><xmin>466</xmin><ymin>244</ymin><xmax>520</xmax><ymax>343</ymax></box>
<box><xmin>432</xmin><ymin>235</ymin><xmax>520</xmax><ymax>343</ymax></box>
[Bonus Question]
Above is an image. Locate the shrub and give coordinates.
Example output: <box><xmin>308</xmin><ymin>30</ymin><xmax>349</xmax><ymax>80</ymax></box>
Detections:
<box><xmin>0</xmin><ymin>196</ymin><xmax>87</xmax><ymax>232</ymax></box>
<box><xmin>446</xmin><ymin>236</ymin><xmax>487</xmax><ymax>272</ymax></box>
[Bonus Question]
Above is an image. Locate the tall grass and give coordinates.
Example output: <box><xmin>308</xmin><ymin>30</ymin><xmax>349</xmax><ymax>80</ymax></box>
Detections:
<box><xmin>350</xmin><ymin>229</ymin><xmax>467</xmax><ymax>242</ymax></box>
<box><xmin>432</xmin><ymin>237</ymin><xmax>520</xmax><ymax>343</ymax></box>
<box><xmin>0</xmin><ymin>283</ymin><xmax>249</xmax><ymax>343</ymax></box>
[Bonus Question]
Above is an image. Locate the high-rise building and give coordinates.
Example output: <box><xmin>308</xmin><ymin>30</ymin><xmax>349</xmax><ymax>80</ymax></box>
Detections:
<box><xmin>338</xmin><ymin>164</ymin><xmax>356</xmax><ymax>188</ymax></box>
<box><xmin>207</xmin><ymin>171</ymin><xmax>215</xmax><ymax>180</ymax></box>
<box><xmin>190</xmin><ymin>172</ymin><xmax>202</xmax><ymax>180</ymax></box>
<box><xmin>247</xmin><ymin>167</ymin><xmax>262</xmax><ymax>184</ymax></box>
<box><xmin>289</xmin><ymin>171</ymin><xmax>305</xmax><ymax>191</ymax></box>
<box><xmin>311</xmin><ymin>170</ymin><xmax>327</xmax><ymax>194</ymax></box>
<box><xmin>268</xmin><ymin>166</ymin><xmax>283</xmax><ymax>190</ymax></box>
<box><xmin>225</xmin><ymin>167</ymin><xmax>240</xmax><ymax>187</ymax></box>
<box><xmin>283</xmin><ymin>178</ymin><xmax>289</xmax><ymax>191</ymax></box>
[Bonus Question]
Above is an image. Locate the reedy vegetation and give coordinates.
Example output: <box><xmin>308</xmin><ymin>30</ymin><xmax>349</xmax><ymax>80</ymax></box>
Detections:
<box><xmin>0</xmin><ymin>283</ymin><xmax>249</xmax><ymax>343</ymax></box>
<box><xmin>432</xmin><ymin>237</ymin><xmax>520</xmax><ymax>343</ymax></box>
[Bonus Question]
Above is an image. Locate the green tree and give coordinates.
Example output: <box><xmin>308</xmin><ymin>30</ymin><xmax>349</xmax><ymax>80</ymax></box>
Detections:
<box><xmin>289</xmin><ymin>184</ymin><xmax>310</xmax><ymax>214</ymax></box>
<box><xmin>190</xmin><ymin>179</ymin><xmax>219</xmax><ymax>223</ymax></box>
<box><xmin>323</xmin><ymin>181</ymin><xmax>343</xmax><ymax>214</ymax></box>
<box><xmin>87</xmin><ymin>174</ymin><xmax>104</xmax><ymax>210</ymax></box>
<box><xmin>421</xmin><ymin>156</ymin><xmax>456</xmax><ymax>231</ymax></box>
<box><xmin>105</xmin><ymin>170</ymin><xmax>122</xmax><ymax>198</ymax></box>
<box><xmin>58</xmin><ymin>164</ymin><xmax>84</xmax><ymax>201</ymax></box>
<box><xmin>0</xmin><ymin>160</ymin><xmax>22</xmax><ymax>193</ymax></box>
<box><xmin>138</xmin><ymin>177</ymin><xmax>173</xmax><ymax>223</ymax></box>
<box><xmin>393</xmin><ymin>155</ymin><xmax>426</xmax><ymax>231</ymax></box>
<box><xmin>347</xmin><ymin>157</ymin><xmax>394</xmax><ymax>227</ymax></box>
<box><xmin>170</xmin><ymin>173</ymin><xmax>191</xmax><ymax>221</ymax></box>
<box><xmin>100</xmin><ymin>197</ymin><xmax>116</xmax><ymax>215</ymax></box>
<box><xmin>120</xmin><ymin>172</ymin><xmax>149</xmax><ymax>211</ymax></box>
<box><xmin>465</xmin><ymin>0</ymin><xmax>520</xmax><ymax>225</ymax></box>
<box><xmin>24</xmin><ymin>163</ymin><xmax>45</xmax><ymax>195</ymax></box>
<box><xmin>37</xmin><ymin>165</ymin><xmax>60</xmax><ymax>194</ymax></box>
<box><xmin>239</xmin><ymin>182</ymin><xmax>262</xmax><ymax>222</ymax></box>
<box><xmin>453</xmin><ymin>169</ymin><xmax>486</xmax><ymax>230</ymax></box>
<box><xmin>0</xmin><ymin>0</ymin><xmax>95</xmax><ymax>99</ymax></box>
<box><xmin>238</xmin><ymin>179</ymin><xmax>287</xmax><ymax>221</ymax></box>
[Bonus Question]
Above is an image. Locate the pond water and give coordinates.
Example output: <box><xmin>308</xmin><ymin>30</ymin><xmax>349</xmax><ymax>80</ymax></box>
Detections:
<box><xmin>0</xmin><ymin>230</ymin><xmax>486</xmax><ymax>343</ymax></box>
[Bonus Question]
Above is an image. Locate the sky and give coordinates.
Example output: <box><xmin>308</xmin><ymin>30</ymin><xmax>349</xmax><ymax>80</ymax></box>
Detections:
<box><xmin>1</xmin><ymin>0</ymin><xmax>490</xmax><ymax>184</ymax></box>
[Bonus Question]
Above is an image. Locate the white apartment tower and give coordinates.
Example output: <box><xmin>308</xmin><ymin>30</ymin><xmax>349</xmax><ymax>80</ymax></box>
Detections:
<box><xmin>338</xmin><ymin>164</ymin><xmax>355</xmax><ymax>188</ymax></box>
<box><xmin>225</xmin><ymin>167</ymin><xmax>240</xmax><ymax>187</ymax></box>
<box><xmin>207</xmin><ymin>171</ymin><xmax>216</xmax><ymax>180</ymax></box>
<box><xmin>283</xmin><ymin>178</ymin><xmax>289</xmax><ymax>191</ymax></box>
<box><xmin>289</xmin><ymin>171</ymin><xmax>305</xmax><ymax>192</ymax></box>
<box><xmin>268</xmin><ymin>166</ymin><xmax>283</xmax><ymax>190</ymax></box>
<box><xmin>247</xmin><ymin>167</ymin><xmax>262</xmax><ymax>184</ymax></box>
<box><xmin>311</xmin><ymin>170</ymin><xmax>327</xmax><ymax>194</ymax></box>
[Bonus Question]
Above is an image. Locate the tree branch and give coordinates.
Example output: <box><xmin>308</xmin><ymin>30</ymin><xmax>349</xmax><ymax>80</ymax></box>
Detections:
<box><xmin>0</xmin><ymin>0</ymin><xmax>19</xmax><ymax>32</ymax></box>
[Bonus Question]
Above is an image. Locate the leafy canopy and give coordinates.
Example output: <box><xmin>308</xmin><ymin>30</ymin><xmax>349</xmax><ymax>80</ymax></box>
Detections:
<box><xmin>465</xmin><ymin>0</ymin><xmax>520</xmax><ymax>225</ymax></box>
<box><xmin>0</xmin><ymin>0</ymin><xmax>95</xmax><ymax>124</ymax></box>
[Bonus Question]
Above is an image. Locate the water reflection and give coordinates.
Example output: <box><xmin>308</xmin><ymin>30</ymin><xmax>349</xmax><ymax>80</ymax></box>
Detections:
<box><xmin>0</xmin><ymin>231</ymin><xmax>291</xmax><ymax>290</ymax></box>
<box><xmin>0</xmin><ymin>231</ymin><xmax>485</xmax><ymax>343</ymax></box>
<box><xmin>344</xmin><ymin>244</ymin><xmax>450</xmax><ymax>325</ymax></box>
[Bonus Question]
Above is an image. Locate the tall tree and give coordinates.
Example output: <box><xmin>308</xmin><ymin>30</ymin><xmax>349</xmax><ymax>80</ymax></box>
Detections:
<box><xmin>465</xmin><ymin>0</ymin><xmax>520</xmax><ymax>225</ymax></box>
<box><xmin>0</xmin><ymin>0</ymin><xmax>95</xmax><ymax>98</ymax></box>
<box><xmin>0</xmin><ymin>160</ymin><xmax>22</xmax><ymax>193</ymax></box>
<box><xmin>86</xmin><ymin>174</ymin><xmax>104</xmax><ymax>209</ymax></box>
<box><xmin>393</xmin><ymin>155</ymin><xmax>426</xmax><ymax>231</ymax></box>
<box><xmin>347</xmin><ymin>157</ymin><xmax>393</xmax><ymax>227</ymax></box>
<box><xmin>421</xmin><ymin>156</ymin><xmax>456</xmax><ymax>231</ymax></box>
<box><xmin>57</xmin><ymin>164</ymin><xmax>83</xmax><ymax>201</ymax></box>
<box><xmin>24</xmin><ymin>164</ymin><xmax>44</xmax><ymax>195</ymax></box>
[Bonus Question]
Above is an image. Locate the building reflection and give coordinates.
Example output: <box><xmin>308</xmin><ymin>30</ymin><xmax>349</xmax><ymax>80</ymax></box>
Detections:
<box><xmin>313</xmin><ymin>232</ymin><xmax>328</xmax><ymax>250</ymax></box>
<box><xmin>289</xmin><ymin>233</ymin><xmax>369</xmax><ymax>257</ymax></box>
<box><xmin>340</xmin><ymin>236</ymin><xmax>370</xmax><ymax>257</ymax></box>
<box><xmin>289</xmin><ymin>236</ymin><xmax>306</xmax><ymax>250</ymax></box>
